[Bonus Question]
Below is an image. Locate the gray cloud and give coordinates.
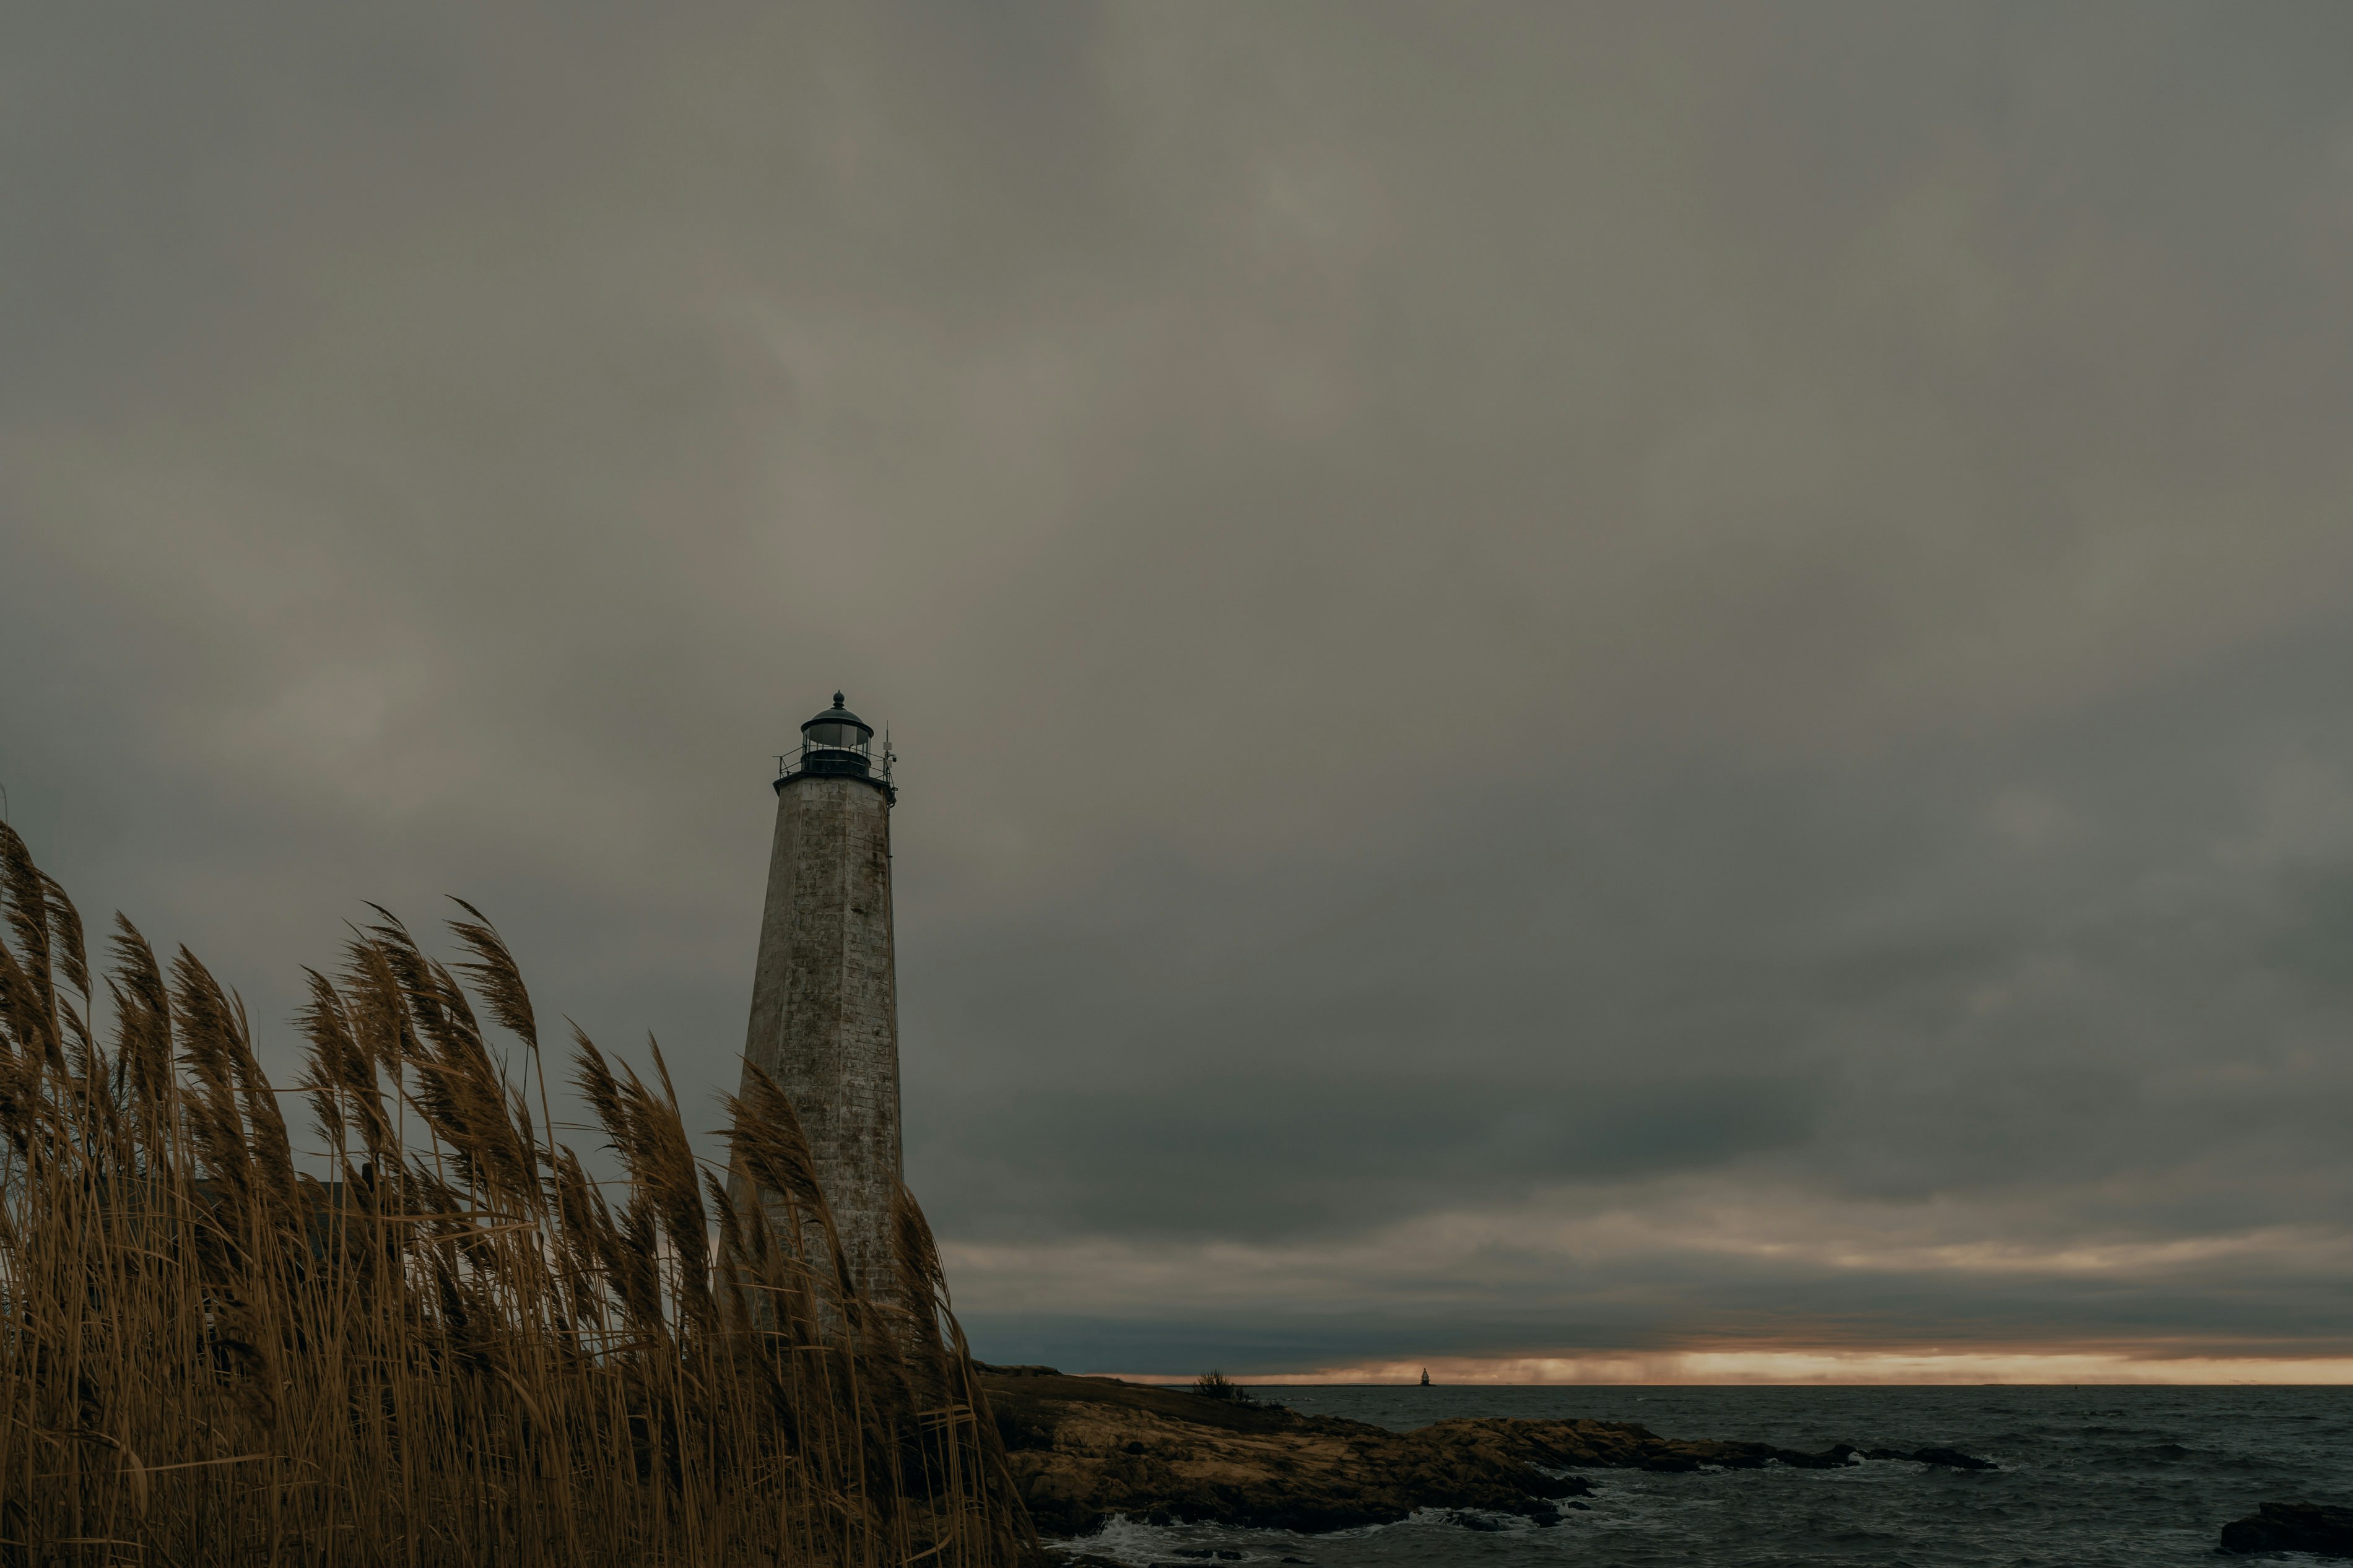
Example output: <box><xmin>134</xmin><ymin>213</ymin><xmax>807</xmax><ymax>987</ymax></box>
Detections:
<box><xmin>7</xmin><ymin>1</ymin><xmax>2353</xmax><ymax>1374</ymax></box>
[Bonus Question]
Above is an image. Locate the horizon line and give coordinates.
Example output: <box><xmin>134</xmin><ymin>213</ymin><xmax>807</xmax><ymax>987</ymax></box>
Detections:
<box><xmin>1090</xmin><ymin>1350</ymin><xmax>2353</xmax><ymax>1386</ymax></box>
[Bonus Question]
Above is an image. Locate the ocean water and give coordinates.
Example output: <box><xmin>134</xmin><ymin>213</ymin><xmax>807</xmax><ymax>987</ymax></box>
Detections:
<box><xmin>1062</xmin><ymin>1384</ymin><xmax>2353</xmax><ymax>1567</ymax></box>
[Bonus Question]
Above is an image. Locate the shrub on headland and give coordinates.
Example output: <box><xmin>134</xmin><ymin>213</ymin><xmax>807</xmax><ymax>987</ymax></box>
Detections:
<box><xmin>1193</xmin><ymin>1370</ymin><xmax>1255</xmax><ymax>1403</ymax></box>
<box><xmin>0</xmin><ymin>823</ymin><xmax>1033</xmax><ymax>1566</ymax></box>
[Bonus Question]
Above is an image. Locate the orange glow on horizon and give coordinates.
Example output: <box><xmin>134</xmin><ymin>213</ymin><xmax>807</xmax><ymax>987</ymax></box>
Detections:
<box><xmin>1113</xmin><ymin>1350</ymin><xmax>2353</xmax><ymax>1385</ymax></box>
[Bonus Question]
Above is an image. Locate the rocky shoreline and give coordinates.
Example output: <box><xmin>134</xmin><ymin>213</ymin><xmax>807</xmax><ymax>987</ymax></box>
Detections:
<box><xmin>2220</xmin><ymin>1502</ymin><xmax>2353</xmax><ymax>1557</ymax></box>
<box><xmin>978</xmin><ymin>1366</ymin><xmax>1994</xmax><ymax>1540</ymax></box>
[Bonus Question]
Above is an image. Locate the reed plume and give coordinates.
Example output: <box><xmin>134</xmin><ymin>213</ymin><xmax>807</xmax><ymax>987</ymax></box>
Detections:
<box><xmin>0</xmin><ymin>823</ymin><xmax>1033</xmax><ymax>1566</ymax></box>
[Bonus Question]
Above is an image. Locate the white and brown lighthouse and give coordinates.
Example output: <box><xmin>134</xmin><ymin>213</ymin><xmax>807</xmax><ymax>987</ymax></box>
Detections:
<box><xmin>737</xmin><ymin>692</ymin><xmax>901</xmax><ymax>1294</ymax></box>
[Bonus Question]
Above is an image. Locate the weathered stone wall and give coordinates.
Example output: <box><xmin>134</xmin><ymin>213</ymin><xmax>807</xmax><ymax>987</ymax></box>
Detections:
<box><xmin>737</xmin><ymin>772</ymin><xmax>901</xmax><ymax>1297</ymax></box>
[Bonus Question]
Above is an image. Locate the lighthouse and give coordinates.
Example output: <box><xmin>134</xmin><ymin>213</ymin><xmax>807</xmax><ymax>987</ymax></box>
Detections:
<box><xmin>737</xmin><ymin>693</ymin><xmax>902</xmax><ymax>1295</ymax></box>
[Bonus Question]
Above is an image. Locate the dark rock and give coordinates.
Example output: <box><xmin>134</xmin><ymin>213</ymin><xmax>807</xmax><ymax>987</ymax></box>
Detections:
<box><xmin>1172</xmin><ymin>1551</ymin><xmax>1243</xmax><ymax>1560</ymax></box>
<box><xmin>1909</xmin><ymin>1446</ymin><xmax>1998</xmax><ymax>1471</ymax></box>
<box><xmin>1772</xmin><ymin>1445</ymin><xmax>1859</xmax><ymax>1470</ymax></box>
<box><xmin>1865</xmin><ymin>1445</ymin><xmax>1997</xmax><ymax>1470</ymax></box>
<box><xmin>2220</xmin><ymin>1502</ymin><xmax>2353</xmax><ymax>1556</ymax></box>
<box><xmin>995</xmin><ymin>1406</ymin><xmax>1059</xmax><ymax>1453</ymax></box>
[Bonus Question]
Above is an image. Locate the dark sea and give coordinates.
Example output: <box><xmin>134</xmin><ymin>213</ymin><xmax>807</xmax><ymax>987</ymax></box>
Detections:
<box><xmin>1061</xmin><ymin>1384</ymin><xmax>2353</xmax><ymax>1567</ymax></box>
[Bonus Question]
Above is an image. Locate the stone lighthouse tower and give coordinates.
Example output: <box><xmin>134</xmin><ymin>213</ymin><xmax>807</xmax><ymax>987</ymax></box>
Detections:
<box><xmin>737</xmin><ymin>693</ymin><xmax>901</xmax><ymax>1294</ymax></box>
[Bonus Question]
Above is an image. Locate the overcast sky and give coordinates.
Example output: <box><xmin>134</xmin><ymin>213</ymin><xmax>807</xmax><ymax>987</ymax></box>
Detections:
<box><xmin>9</xmin><ymin>1</ymin><xmax>2353</xmax><ymax>1379</ymax></box>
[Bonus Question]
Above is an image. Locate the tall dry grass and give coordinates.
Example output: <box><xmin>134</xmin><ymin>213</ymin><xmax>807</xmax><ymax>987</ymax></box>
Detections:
<box><xmin>0</xmin><ymin>823</ymin><xmax>1034</xmax><ymax>1566</ymax></box>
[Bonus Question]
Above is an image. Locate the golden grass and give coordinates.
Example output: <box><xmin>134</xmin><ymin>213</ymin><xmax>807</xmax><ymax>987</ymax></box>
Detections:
<box><xmin>0</xmin><ymin>824</ymin><xmax>1034</xmax><ymax>1566</ymax></box>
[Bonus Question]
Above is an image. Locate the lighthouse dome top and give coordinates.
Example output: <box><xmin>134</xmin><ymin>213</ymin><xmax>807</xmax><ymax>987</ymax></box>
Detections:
<box><xmin>778</xmin><ymin>691</ymin><xmax>892</xmax><ymax>799</ymax></box>
<box><xmin>801</xmin><ymin>693</ymin><xmax>872</xmax><ymax>748</ymax></box>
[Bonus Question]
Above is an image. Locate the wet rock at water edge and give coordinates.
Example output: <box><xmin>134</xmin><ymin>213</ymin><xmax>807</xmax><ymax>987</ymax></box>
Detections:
<box><xmin>2220</xmin><ymin>1501</ymin><xmax>2353</xmax><ymax>1557</ymax></box>
<box><xmin>1913</xmin><ymin>1445</ymin><xmax>1998</xmax><ymax>1471</ymax></box>
<box><xmin>1865</xmin><ymin>1445</ymin><xmax>1998</xmax><ymax>1471</ymax></box>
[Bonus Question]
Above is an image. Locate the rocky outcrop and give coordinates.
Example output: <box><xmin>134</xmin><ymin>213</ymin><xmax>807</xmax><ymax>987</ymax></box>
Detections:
<box><xmin>985</xmin><ymin>1369</ymin><xmax>1589</xmax><ymax>1535</ymax></box>
<box><xmin>979</xmin><ymin>1367</ymin><xmax>1974</xmax><ymax>1538</ymax></box>
<box><xmin>2220</xmin><ymin>1502</ymin><xmax>2353</xmax><ymax>1557</ymax></box>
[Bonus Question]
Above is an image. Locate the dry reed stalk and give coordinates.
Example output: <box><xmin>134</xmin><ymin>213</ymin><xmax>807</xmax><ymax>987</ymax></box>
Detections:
<box><xmin>0</xmin><ymin>824</ymin><xmax>1033</xmax><ymax>1567</ymax></box>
